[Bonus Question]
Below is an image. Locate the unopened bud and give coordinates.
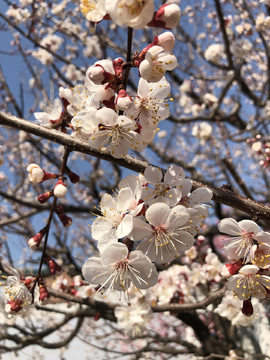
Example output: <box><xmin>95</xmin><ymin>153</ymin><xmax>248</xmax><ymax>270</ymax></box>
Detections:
<box><xmin>54</xmin><ymin>180</ymin><xmax>68</xmax><ymax>198</ymax></box>
<box><xmin>157</xmin><ymin>32</ymin><xmax>175</xmax><ymax>51</ymax></box>
<box><xmin>39</xmin><ymin>282</ymin><xmax>50</xmax><ymax>305</ymax></box>
<box><xmin>55</xmin><ymin>206</ymin><xmax>72</xmax><ymax>227</ymax></box>
<box><xmin>220</xmin><ymin>260</ymin><xmax>242</xmax><ymax>277</ymax></box>
<box><xmin>5</xmin><ymin>299</ymin><xmax>23</xmax><ymax>314</ymax></box>
<box><xmin>66</xmin><ymin>167</ymin><xmax>80</xmax><ymax>184</ymax></box>
<box><xmin>28</xmin><ymin>228</ymin><xmax>46</xmax><ymax>249</ymax></box>
<box><xmin>112</xmin><ymin>58</ymin><xmax>124</xmax><ymax>78</ymax></box>
<box><xmin>87</xmin><ymin>65</ymin><xmax>105</xmax><ymax>85</ymax></box>
<box><xmin>241</xmin><ymin>299</ymin><xmax>253</xmax><ymax>317</ymax></box>
<box><xmin>69</xmin><ymin>288</ymin><xmax>79</xmax><ymax>296</ymax></box>
<box><xmin>148</xmin><ymin>4</ymin><xmax>181</xmax><ymax>29</ymax></box>
<box><xmin>116</xmin><ymin>89</ymin><xmax>133</xmax><ymax>111</ymax></box>
<box><xmin>27</xmin><ymin>164</ymin><xmax>57</xmax><ymax>183</ymax></box>
<box><xmin>38</xmin><ymin>190</ymin><xmax>53</xmax><ymax>204</ymax></box>
<box><xmin>44</xmin><ymin>255</ymin><xmax>62</xmax><ymax>275</ymax></box>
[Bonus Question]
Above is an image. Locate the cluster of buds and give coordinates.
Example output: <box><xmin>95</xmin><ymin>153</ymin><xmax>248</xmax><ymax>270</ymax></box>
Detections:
<box><xmin>247</xmin><ymin>134</ymin><xmax>270</xmax><ymax>168</ymax></box>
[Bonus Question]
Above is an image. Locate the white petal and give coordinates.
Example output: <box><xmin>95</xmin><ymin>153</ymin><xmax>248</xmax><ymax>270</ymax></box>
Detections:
<box><xmin>116</xmin><ymin>214</ymin><xmax>133</xmax><ymax>238</ymax></box>
<box><xmin>146</xmin><ymin>203</ymin><xmax>171</xmax><ymax>227</ymax></box>
<box><xmin>101</xmin><ymin>243</ymin><xmax>128</xmax><ymax>266</ymax></box>
<box><xmin>218</xmin><ymin>218</ymin><xmax>241</xmax><ymax>236</ymax></box>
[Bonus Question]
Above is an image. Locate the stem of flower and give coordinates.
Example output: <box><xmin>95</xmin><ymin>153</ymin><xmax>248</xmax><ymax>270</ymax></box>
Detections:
<box><xmin>30</xmin><ymin>147</ymin><xmax>71</xmax><ymax>301</ymax></box>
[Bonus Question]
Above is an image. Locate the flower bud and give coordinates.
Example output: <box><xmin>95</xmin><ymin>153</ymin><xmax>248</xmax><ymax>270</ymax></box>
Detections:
<box><xmin>55</xmin><ymin>206</ymin><xmax>72</xmax><ymax>227</ymax></box>
<box><xmin>220</xmin><ymin>260</ymin><xmax>242</xmax><ymax>278</ymax></box>
<box><xmin>27</xmin><ymin>164</ymin><xmax>57</xmax><ymax>183</ymax></box>
<box><xmin>27</xmin><ymin>164</ymin><xmax>44</xmax><ymax>183</ymax></box>
<box><xmin>54</xmin><ymin>180</ymin><xmax>68</xmax><ymax>198</ymax></box>
<box><xmin>44</xmin><ymin>255</ymin><xmax>62</xmax><ymax>275</ymax></box>
<box><xmin>66</xmin><ymin>167</ymin><xmax>80</xmax><ymax>184</ymax></box>
<box><xmin>28</xmin><ymin>228</ymin><xmax>47</xmax><ymax>250</ymax></box>
<box><xmin>38</xmin><ymin>190</ymin><xmax>53</xmax><ymax>204</ymax></box>
<box><xmin>39</xmin><ymin>282</ymin><xmax>50</xmax><ymax>305</ymax></box>
<box><xmin>147</xmin><ymin>4</ymin><xmax>181</xmax><ymax>29</ymax></box>
<box><xmin>241</xmin><ymin>299</ymin><xmax>253</xmax><ymax>317</ymax></box>
<box><xmin>157</xmin><ymin>32</ymin><xmax>175</xmax><ymax>52</ymax></box>
<box><xmin>69</xmin><ymin>288</ymin><xmax>79</xmax><ymax>296</ymax></box>
<box><xmin>5</xmin><ymin>299</ymin><xmax>23</xmax><ymax>314</ymax></box>
<box><xmin>112</xmin><ymin>58</ymin><xmax>124</xmax><ymax>78</ymax></box>
<box><xmin>87</xmin><ymin>65</ymin><xmax>105</xmax><ymax>85</ymax></box>
<box><xmin>116</xmin><ymin>89</ymin><xmax>133</xmax><ymax>111</ymax></box>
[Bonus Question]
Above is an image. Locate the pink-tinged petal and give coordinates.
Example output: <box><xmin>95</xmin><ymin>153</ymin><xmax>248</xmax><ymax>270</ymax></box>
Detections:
<box><xmin>146</xmin><ymin>203</ymin><xmax>171</xmax><ymax>227</ymax></box>
<box><xmin>166</xmin><ymin>205</ymin><xmax>190</xmax><ymax>229</ymax></box>
<box><xmin>101</xmin><ymin>243</ymin><xmax>128</xmax><ymax>267</ymax></box>
<box><xmin>144</xmin><ymin>166</ymin><xmax>163</xmax><ymax>185</ymax></box>
<box><xmin>116</xmin><ymin>214</ymin><xmax>133</xmax><ymax>238</ymax></box>
<box><xmin>117</xmin><ymin>188</ymin><xmax>132</xmax><ymax>212</ymax></box>
<box><xmin>164</xmin><ymin>165</ymin><xmax>185</xmax><ymax>185</ymax></box>
<box><xmin>238</xmin><ymin>220</ymin><xmax>260</xmax><ymax>234</ymax></box>
<box><xmin>218</xmin><ymin>218</ymin><xmax>241</xmax><ymax>236</ymax></box>
<box><xmin>179</xmin><ymin>179</ymin><xmax>192</xmax><ymax>197</ymax></box>
<box><xmin>190</xmin><ymin>188</ymin><xmax>213</xmax><ymax>203</ymax></box>
<box><xmin>129</xmin><ymin>217</ymin><xmax>153</xmax><ymax>241</ymax></box>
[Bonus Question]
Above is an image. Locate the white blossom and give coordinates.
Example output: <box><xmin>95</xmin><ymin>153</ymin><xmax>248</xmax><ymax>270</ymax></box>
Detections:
<box><xmin>105</xmin><ymin>0</ymin><xmax>154</xmax><ymax>29</ymax></box>
<box><xmin>82</xmin><ymin>243</ymin><xmax>158</xmax><ymax>295</ymax></box>
<box><xmin>139</xmin><ymin>46</ymin><xmax>177</xmax><ymax>83</ymax></box>
<box><xmin>130</xmin><ymin>202</ymin><xmax>194</xmax><ymax>263</ymax></box>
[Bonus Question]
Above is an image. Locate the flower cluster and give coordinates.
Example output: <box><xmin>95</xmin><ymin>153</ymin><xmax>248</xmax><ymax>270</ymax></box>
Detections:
<box><xmin>219</xmin><ymin>218</ymin><xmax>270</xmax><ymax>315</ymax></box>
<box><xmin>82</xmin><ymin>165</ymin><xmax>213</xmax><ymax>302</ymax></box>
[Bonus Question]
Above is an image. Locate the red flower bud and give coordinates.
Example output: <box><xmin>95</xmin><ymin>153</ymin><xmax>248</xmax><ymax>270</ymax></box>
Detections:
<box><xmin>66</xmin><ymin>168</ymin><xmax>80</xmax><ymax>184</ymax></box>
<box><xmin>55</xmin><ymin>206</ymin><xmax>72</xmax><ymax>227</ymax></box>
<box><xmin>44</xmin><ymin>255</ymin><xmax>62</xmax><ymax>276</ymax></box>
<box><xmin>242</xmin><ymin>299</ymin><xmax>253</xmax><ymax>317</ymax></box>
<box><xmin>28</xmin><ymin>228</ymin><xmax>47</xmax><ymax>250</ymax></box>
<box><xmin>38</xmin><ymin>190</ymin><xmax>53</xmax><ymax>204</ymax></box>
<box><xmin>5</xmin><ymin>299</ymin><xmax>23</xmax><ymax>314</ymax></box>
<box><xmin>39</xmin><ymin>284</ymin><xmax>50</xmax><ymax>305</ymax></box>
<box><xmin>147</xmin><ymin>4</ymin><xmax>181</xmax><ymax>29</ymax></box>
